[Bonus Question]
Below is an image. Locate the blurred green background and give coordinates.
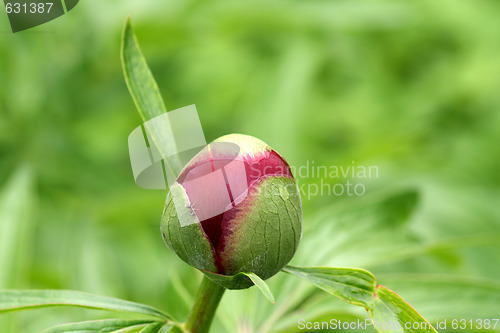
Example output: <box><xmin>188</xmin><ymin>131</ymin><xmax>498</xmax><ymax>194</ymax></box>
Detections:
<box><xmin>1</xmin><ymin>0</ymin><xmax>500</xmax><ymax>332</ymax></box>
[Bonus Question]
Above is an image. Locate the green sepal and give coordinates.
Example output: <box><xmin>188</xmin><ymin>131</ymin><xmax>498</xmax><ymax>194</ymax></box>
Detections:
<box><xmin>161</xmin><ymin>184</ymin><xmax>218</xmax><ymax>273</ymax></box>
<box><xmin>201</xmin><ymin>270</ymin><xmax>254</xmax><ymax>290</ymax></box>
<box><xmin>201</xmin><ymin>271</ymin><xmax>275</xmax><ymax>304</ymax></box>
<box><xmin>219</xmin><ymin>176</ymin><xmax>302</xmax><ymax>279</ymax></box>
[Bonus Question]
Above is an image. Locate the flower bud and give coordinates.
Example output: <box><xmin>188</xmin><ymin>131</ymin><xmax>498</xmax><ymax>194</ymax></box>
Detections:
<box><xmin>161</xmin><ymin>134</ymin><xmax>302</xmax><ymax>289</ymax></box>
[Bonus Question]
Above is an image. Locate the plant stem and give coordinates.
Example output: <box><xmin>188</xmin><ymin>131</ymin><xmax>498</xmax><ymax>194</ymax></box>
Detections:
<box><xmin>185</xmin><ymin>276</ymin><xmax>226</xmax><ymax>333</ymax></box>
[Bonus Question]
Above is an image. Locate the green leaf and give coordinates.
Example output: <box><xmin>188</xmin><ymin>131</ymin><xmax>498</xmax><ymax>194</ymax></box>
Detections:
<box><xmin>120</xmin><ymin>17</ymin><xmax>183</xmax><ymax>174</ymax></box>
<box><xmin>283</xmin><ymin>266</ymin><xmax>437</xmax><ymax>333</ymax></box>
<box><xmin>297</xmin><ymin>189</ymin><xmax>421</xmax><ymax>269</ymax></box>
<box><xmin>138</xmin><ymin>322</ymin><xmax>172</xmax><ymax>333</ymax></box>
<box><xmin>120</xmin><ymin>17</ymin><xmax>167</xmax><ymax>123</ymax></box>
<box><xmin>378</xmin><ymin>274</ymin><xmax>500</xmax><ymax>319</ymax></box>
<box><xmin>138</xmin><ymin>322</ymin><xmax>163</xmax><ymax>333</ymax></box>
<box><xmin>372</xmin><ymin>286</ymin><xmax>435</xmax><ymax>333</ymax></box>
<box><xmin>139</xmin><ymin>322</ymin><xmax>184</xmax><ymax>333</ymax></box>
<box><xmin>241</xmin><ymin>273</ymin><xmax>275</xmax><ymax>304</ymax></box>
<box><xmin>157</xmin><ymin>324</ymin><xmax>178</xmax><ymax>333</ymax></box>
<box><xmin>282</xmin><ymin>266</ymin><xmax>376</xmax><ymax>307</ymax></box>
<box><xmin>0</xmin><ymin>290</ymin><xmax>171</xmax><ymax>321</ymax></box>
<box><xmin>110</xmin><ymin>325</ymin><xmax>148</xmax><ymax>333</ymax></box>
<box><xmin>42</xmin><ymin>319</ymin><xmax>155</xmax><ymax>333</ymax></box>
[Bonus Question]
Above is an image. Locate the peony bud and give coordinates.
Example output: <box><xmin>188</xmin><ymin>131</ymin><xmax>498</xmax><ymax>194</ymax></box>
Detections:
<box><xmin>161</xmin><ymin>134</ymin><xmax>302</xmax><ymax>289</ymax></box>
